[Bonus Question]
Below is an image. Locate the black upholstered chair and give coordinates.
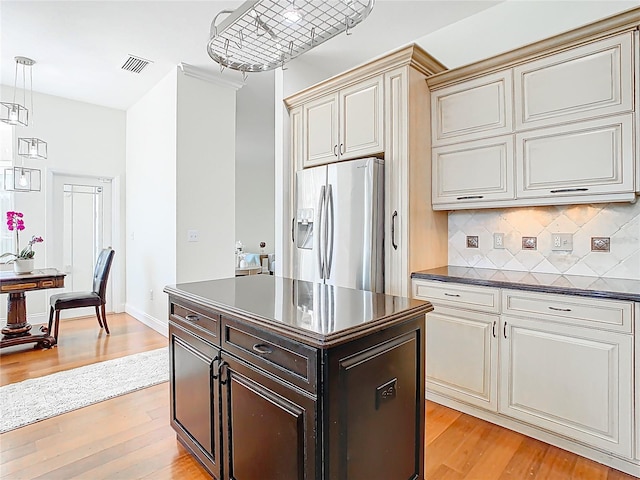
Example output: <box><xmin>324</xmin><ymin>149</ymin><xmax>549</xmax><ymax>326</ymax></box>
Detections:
<box><xmin>48</xmin><ymin>248</ymin><xmax>115</xmax><ymax>343</ymax></box>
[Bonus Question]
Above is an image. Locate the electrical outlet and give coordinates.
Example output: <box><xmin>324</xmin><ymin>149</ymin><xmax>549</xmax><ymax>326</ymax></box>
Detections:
<box><xmin>551</xmin><ymin>233</ymin><xmax>573</xmax><ymax>251</ymax></box>
<box><xmin>149</xmin><ymin>290</ymin><xmax>154</xmax><ymax>300</ymax></box>
<box><xmin>493</xmin><ymin>233</ymin><xmax>504</xmax><ymax>249</ymax></box>
<box><xmin>187</xmin><ymin>229</ymin><xmax>199</xmax><ymax>242</ymax></box>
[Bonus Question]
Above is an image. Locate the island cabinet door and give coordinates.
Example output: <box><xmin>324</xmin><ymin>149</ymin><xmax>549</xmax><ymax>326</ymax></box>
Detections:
<box><xmin>326</xmin><ymin>322</ymin><xmax>425</xmax><ymax>480</ymax></box>
<box><xmin>169</xmin><ymin>323</ymin><xmax>221</xmax><ymax>479</ymax></box>
<box><xmin>220</xmin><ymin>354</ymin><xmax>317</xmax><ymax>480</ymax></box>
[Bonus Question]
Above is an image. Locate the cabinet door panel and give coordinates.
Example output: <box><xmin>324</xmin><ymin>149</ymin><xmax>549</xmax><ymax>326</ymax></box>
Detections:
<box><xmin>222</xmin><ymin>355</ymin><xmax>316</xmax><ymax>480</ymax></box>
<box><xmin>432</xmin><ymin>70</ymin><xmax>513</xmax><ymax>145</ymax></box>
<box><xmin>340</xmin><ymin>75</ymin><xmax>384</xmax><ymax>159</ymax></box>
<box><xmin>303</xmin><ymin>93</ymin><xmax>339</xmax><ymax>167</ymax></box>
<box><xmin>500</xmin><ymin>316</ymin><xmax>633</xmax><ymax>458</ymax></box>
<box><xmin>516</xmin><ymin>114</ymin><xmax>634</xmax><ymax>198</ymax></box>
<box><xmin>426</xmin><ymin>308</ymin><xmax>498</xmax><ymax>411</ymax></box>
<box><xmin>334</xmin><ymin>331</ymin><xmax>422</xmax><ymax>480</ymax></box>
<box><xmin>432</xmin><ymin>135</ymin><xmax>515</xmax><ymax>206</ymax></box>
<box><xmin>169</xmin><ymin>324</ymin><xmax>221</xmax><ymax>478</ymax></box>
<box><xmin>514</xmin><ymin>33</ymin><xmax>633</xmax><ymax>130</ymax></box>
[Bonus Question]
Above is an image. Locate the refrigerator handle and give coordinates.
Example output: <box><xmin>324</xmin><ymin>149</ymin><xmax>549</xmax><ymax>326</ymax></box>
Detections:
<box><xmin>392</xmin><ymin>210</ymin><xmax>398</xmax><ymax>250</ymax></box>
<box><xmin>317</xmin><ymin>185</ymin><xmax>326</xmax><ymax>279</ymax></box>
<box><xmin>325</xmin><ymin>184</ymin><xmax>334</xmax><ymax>279</ymax></box>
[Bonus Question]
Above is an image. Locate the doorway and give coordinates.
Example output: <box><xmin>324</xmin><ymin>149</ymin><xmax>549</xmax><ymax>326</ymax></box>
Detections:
<box><xmin>49</xmin><ymin>173</ymin><xmax>113</xmax><ymax>318</ymax></box>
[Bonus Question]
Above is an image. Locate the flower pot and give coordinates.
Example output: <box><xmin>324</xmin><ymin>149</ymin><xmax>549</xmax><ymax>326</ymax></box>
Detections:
<box><xmin>13</xmin><ymin>258</ymin><xmax>34</xmax><ymax>274</ymax></box>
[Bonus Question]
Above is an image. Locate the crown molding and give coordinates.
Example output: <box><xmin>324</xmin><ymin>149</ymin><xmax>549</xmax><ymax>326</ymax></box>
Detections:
<box><xmin>179</xmin><ymin>63</ymin><xmax>244</xmax><ymax>91</ymax></box>
<box><xmin>284</xmin><ymin>44</ymin><xmax>446</xmax><ymax>109</ymax></box>
<box><xmin>427</xmin><ymin>6</ymin><xmax>640</xmax><ymax>89</ymax></box>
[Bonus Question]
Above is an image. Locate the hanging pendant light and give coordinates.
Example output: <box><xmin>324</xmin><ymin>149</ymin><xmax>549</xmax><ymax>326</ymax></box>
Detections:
<box><xmin>0</xmin><ymin>57</ymin><xmax>31</xmax><ymax>126</ymax></box>
<box><xmin>16</xmin><ymin>57</ymin><xmax>47</xmax><ymax>160</ymax></box>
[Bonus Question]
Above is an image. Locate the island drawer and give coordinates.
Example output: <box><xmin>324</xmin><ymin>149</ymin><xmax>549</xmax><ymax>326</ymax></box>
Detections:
<box><xmin>413</xmin><ymin>280</ymin><xmax>500</xmax><ymax>313</ymax></box>
<box><xmin>502</xmin><ymin>290</ymin><xmax>633</xmax><ymax>333</ymax></box>
<box><xmin>170</xmin><ymin>301</ymin><xmax>220</xmax><ymax>345</ymax></box>
<box><xmin>221</xmin><ymin>316</ymin><xmax>317</xmax><ymax>394</ymax></box>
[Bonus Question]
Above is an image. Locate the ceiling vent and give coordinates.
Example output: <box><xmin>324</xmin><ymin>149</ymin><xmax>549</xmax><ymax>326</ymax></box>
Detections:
<box><xmin>121</xmin><ymin>55</ymin><xmax>152</xmax><ymax>73</ymax></box>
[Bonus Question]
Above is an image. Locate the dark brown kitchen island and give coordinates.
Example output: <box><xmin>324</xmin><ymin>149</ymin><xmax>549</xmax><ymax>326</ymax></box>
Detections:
<box><xmin>164</xmin><ymin>275</ymin><xmax>431</xmax><ymax>480</ymax></box>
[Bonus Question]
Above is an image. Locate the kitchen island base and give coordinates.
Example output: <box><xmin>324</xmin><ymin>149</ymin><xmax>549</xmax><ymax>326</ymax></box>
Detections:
<box><xmin>166</xmin><ymin>276</ymin><xmax>430</xmax><ymax>480</ymax></box>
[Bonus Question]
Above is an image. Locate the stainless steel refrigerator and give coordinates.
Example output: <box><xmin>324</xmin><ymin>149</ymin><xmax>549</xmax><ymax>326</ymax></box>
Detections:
<box><xmin>293</xmin><ymin>157</ymin><xmax>384</xmax><ymax>292</ymax></box>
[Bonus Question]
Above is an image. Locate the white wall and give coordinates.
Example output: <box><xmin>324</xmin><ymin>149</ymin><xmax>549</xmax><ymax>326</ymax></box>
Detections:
<box><xmin>125</xmin><ymin>70</ymin><xmax>177</xmax><ymax>333</ymax></box>
<box><xmin>126</xmin><ymin>68</ymin><xmax>238</xmax><ymax>334</ymax></box>
<box><xmin>0</xmin><ymin>87</ymin><xmax>126</xmax><ymax>323</ymax></box>
<box><xmin>415</xmin><ymin>1</ymin><xmax>640</xmax><ymax>70</ymax></box>
<box><xmin>236</xmin><ymin>72</ymin><xmax>275</xmax><ymax>256</ymax></box>
<box><xmin>176</xmin><ymin>71</ymin><xmax>236</xmax><ymax>283</ymax></box>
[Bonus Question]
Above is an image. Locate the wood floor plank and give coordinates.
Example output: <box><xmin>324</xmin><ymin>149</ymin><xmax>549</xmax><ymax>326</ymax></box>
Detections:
<box><xmin>498</xmin><ymin>435</ymin><xmax>550</xmax><ymax>480</ymax></box>
<box><xmin>534</xmin><ymin>445</ymin><xmax>579</xmax><ymax>480</ymax></box>
<box><xmin>571</xmin><ymin>455</ymin><xmax>609</xmax><ymax>480</ymax></box>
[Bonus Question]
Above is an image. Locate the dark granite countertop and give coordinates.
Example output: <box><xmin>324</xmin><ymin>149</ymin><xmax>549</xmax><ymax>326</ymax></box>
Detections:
<box><xmin>164</xmin><ymin>275</ymin><xmax>431</xmax><ymax>347</ymax></box>
<box><xmin>412</xmin><ymin>266</ymin><xmax>640</xmax><ymax>302</ymax></box>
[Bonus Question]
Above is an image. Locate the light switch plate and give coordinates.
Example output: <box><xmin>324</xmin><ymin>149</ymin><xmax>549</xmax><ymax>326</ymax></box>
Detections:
<box><xmin>187</xmin><ymin>229</ymin><xmax>199</xmax><ymax>242</ymax></box>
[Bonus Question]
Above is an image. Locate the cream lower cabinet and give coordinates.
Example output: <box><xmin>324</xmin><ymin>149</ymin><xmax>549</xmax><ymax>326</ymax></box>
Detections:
<box><xmin>413</xmin><ymin>278</ymin><xmax>637</xmax><ymax>472</ymax></box>
<box><xmin>500</xmin><ymin>315</ymin><xmax>633</xmax><ymax>458</ymax></box>
<box><xmin>426</xmin><ymin>306</ymin><xmax>498</xmax><ymax>411</ymax></box>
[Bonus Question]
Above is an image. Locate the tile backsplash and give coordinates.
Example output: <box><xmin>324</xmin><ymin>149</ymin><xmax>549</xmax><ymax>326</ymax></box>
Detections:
<box><xmin>448</xmin><ymin>201</ymin><xmax>640</xmax><ymax>280</ymax></box>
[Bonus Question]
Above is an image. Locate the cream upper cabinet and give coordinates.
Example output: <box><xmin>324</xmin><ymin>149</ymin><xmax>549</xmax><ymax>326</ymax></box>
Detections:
<box><xmin>302</xmin><ymin>75</ymin><xmax>383</xmax><ymax>168</ymax></box>
<box><xmin>432</xmin><ymin>135</ymin><xmax>515</xmax><ymax>207</ymax></box>
<box><xmin>500</xmin><ymin>315</ymin><xmax>633</xmax><ymax>459</ymax></box>
<box><xmin>516</xmin><ymin>113</ymin><xmax>634</xmax><ymax>199</ymax></box>
<box><xmin>339</xmin><ymin>75</ymin><xmax>384</xmax><ymax>160</ymax></box>
<box><xmin>514</xmin><ymin>32</ymin><xmax>634</xmax><ymax>130</ymax></box>
<box><xmin>431</xmin><ymin>70</ymin><xmax>513</xmax><ymax>146</ymax></box>
<box><xmin>428</xmin><ymin>22</ymin><xmax>638</xmax><ymax>210</ymax></box>
<box><xmin>302</xmin><ymin>93</ymin><xmax>339</xmax><ymax>167</ymax></box>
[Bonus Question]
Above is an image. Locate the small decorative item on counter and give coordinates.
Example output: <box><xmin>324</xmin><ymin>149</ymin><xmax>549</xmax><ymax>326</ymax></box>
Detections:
<box><xmin>1</xmin><ymin>211</ymin><xmax>43</xmax><ymax>274</ymax></box>
<box><xmin>260</xmin><ymin>241</ymin><xmax>266</xmax><ymax>254</ymax></box>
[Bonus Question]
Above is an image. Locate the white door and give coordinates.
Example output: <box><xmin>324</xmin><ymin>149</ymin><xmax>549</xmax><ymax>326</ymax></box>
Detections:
<box><xmin>49</xmin><ymin>174</ymin><xmax>113</xmax><ymax>319</ymax></box>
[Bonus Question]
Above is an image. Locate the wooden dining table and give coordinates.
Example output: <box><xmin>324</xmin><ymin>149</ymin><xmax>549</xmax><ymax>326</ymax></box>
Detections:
<box><xmin>0</xmin><ymin>268</ymin><xmax>66</xmax><ymax>349</ymax></box>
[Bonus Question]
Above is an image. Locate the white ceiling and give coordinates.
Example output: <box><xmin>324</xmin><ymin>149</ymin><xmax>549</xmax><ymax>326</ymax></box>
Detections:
<box><xmin>1</xmin><ymin>1</ymin><xmax>638</xmax><ymax>111</ymax></box>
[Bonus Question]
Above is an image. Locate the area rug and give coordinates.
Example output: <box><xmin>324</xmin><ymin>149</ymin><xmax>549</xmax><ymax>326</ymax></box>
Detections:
<box><xmin>0</xmin><ymin>347</ymin><xmax>168</xmax><ymax>433</ymax></box>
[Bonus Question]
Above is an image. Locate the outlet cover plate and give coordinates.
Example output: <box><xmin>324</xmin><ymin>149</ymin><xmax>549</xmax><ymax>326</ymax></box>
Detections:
<box><xmin>552</xmin><ymin>233</ymin><xmax>573</xmax><ymax>251</ymax></box>
<box><xmin>493</xmin><ymin>233</ymin><xmax>505</xmax><ymax>249</ymax></box>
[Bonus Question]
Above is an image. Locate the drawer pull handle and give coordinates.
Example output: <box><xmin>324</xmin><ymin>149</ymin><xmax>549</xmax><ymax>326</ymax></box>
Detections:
<box><xmin>185</xmin><ymin>314</ymin><xmax>200</xmax><ymax>322</ymax></box>
<box><xmin>503</xmin><ymin>321</ymin><xmax>507</xmax><ymax>339</ymax></box>
<box><xmin>492</xmin><ymin>321</ymin><xmax>496</xmax><ymax>338</ymax></box>
<box><xmin>456</xmin><ymin>195</ymin><xmax>484</xmax><ymax>200</ymax></box>
<box><xmin>548</xmin><ymin>306</ymin><xmax>572</xmax><ymax>312</ymax></box>
<box><xmin>550</xmin><ymin>188</ymin><xmax>588</xmax><ymax>194</ymax></box>
<box><xmin>252</xmin><ymin>344</ymin><xmax>273</xmax><ymax>355</ymax></box>
<box><xmin>443</xmin><ymin>293</ymin><xmax>460</xmax><ymax>297</ymax></box>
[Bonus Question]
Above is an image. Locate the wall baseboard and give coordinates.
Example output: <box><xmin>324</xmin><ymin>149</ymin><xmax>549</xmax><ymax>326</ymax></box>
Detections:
<box><xmin>125</xmin><ymin>304</ymin><xmax>168</xmax><ymax>338</ymax></box>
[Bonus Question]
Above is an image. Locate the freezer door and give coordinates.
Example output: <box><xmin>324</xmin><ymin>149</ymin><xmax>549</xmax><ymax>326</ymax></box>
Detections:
<box><xmin>325</xmin><ymin>158</ymin><xmax>384</xmax><ymax>292</ymax></box>
<box><xmin>294</xmin><ymin>166</ymin><xmax>328</xmax><ymax>284</ymax></box>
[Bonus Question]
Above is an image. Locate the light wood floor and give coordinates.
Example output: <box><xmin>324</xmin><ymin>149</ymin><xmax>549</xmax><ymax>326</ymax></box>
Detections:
<box><xmin>0</xmin><ymin>314</ymin><xmax>637</xmax><ymax>479</ymax></box>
